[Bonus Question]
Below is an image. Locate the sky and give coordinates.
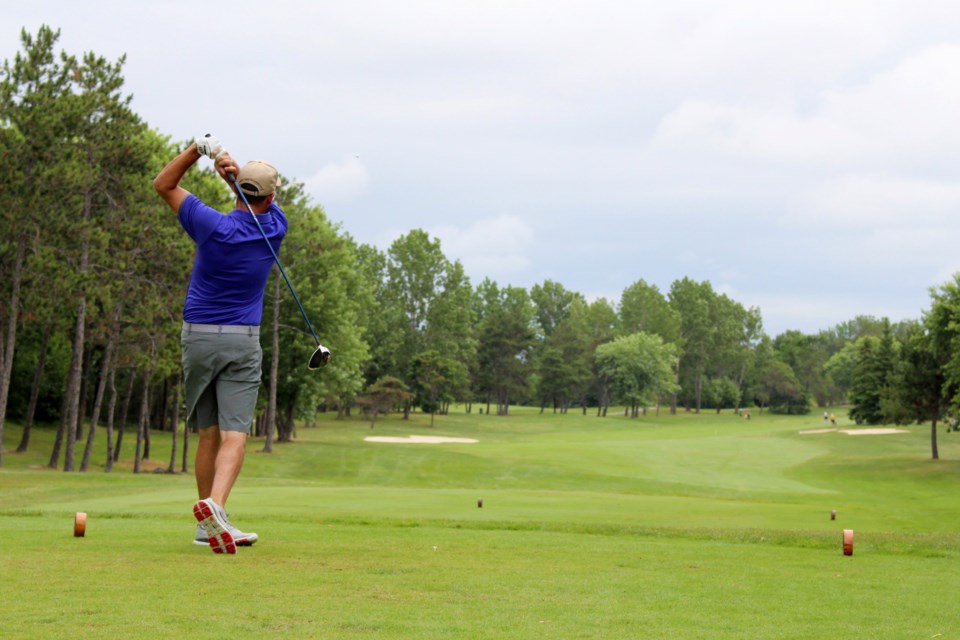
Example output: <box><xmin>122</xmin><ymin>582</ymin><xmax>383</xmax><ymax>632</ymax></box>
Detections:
<box><xmin>5</xmin><ymin>0</ymin><xmax>960</xmax><ymax>336</ymax></box>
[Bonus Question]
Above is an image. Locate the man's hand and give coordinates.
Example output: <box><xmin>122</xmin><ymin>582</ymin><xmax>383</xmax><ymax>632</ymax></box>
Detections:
<box><xmin>215</xmin><ymin>153</ymin><xmax>240</xmax><ymax>181</ymax></box>
<box><xmin>195</xmin><ymin>134</ymin><xmax>226</xmax><ymax>159</ymax></box>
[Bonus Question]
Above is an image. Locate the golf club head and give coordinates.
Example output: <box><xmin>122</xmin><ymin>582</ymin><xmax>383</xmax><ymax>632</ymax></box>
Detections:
<box><xmin>309</xmin><ymin>344</ymin><xmax>332</xmax><ymax>369</ymax></box>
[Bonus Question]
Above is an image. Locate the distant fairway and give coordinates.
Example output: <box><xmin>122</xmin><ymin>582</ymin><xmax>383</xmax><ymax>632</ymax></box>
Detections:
<box><xmin>2</xmin><ymin>407</ymin><xmax>959</xmax><ymax>639</ymax></box>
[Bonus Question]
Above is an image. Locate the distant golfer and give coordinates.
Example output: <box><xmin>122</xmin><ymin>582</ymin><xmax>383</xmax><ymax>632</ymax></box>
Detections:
<box><xmin>154</xmin><ymin>134</ymin><xmax>287</xmax><ymax>554</ymax></box>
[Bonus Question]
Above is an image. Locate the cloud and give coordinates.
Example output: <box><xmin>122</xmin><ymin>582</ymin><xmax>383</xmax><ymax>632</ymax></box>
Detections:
<box><xmin>793</xmin><ymin>175</ymin><xmax>960</xmax><ymax>228</ymax></box>
<box><xmin>304</xmin><ymin>155</ymin><xmax>370</xmax><ymax>205</ymax></box>
<box><xmin>652</xmin><ymin>44</ymin><xmax>960</xmax><ymax>167</ymax></box>
<box><xmin>733</xmin><ymin>291</ymin><xmax>925</xmax><ymax>335</ymax></box>
<box><xmin>428</xmin><ymin>214</ymin><xmax>535</xmax><ymax>283</ymax></box>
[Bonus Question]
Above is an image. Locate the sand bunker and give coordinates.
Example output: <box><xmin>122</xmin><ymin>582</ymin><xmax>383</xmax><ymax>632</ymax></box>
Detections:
<box><xmin>800</xmin><ymin>427</ymin><xmax>909</xmax><ymax>436</ymax></box>
<box><xmin>840</xmin><ymin>428</ymin><xmax>909</xmax><ymax>435</ymax></box>
<box><xmin>364</xmin><ymin>435</ymin><xmax>479</xmax><ymax>444</ymax></box>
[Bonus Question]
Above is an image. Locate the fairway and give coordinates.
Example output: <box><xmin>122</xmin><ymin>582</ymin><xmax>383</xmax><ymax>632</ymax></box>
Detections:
<box><xmin>2</xmin><ymin>408</ymin><xmax>960</xmax><ymax>639</ymax></box>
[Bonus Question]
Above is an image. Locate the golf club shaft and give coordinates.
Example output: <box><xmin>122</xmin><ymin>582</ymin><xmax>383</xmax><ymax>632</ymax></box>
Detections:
<box><xmin>231</xmin><ymin>176</ymin><xmax>322</xmax><ymax>347</ymax></box>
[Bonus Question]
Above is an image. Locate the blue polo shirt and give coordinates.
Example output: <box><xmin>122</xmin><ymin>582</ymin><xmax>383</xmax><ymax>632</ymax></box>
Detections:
<box><xmin>178</xmin><ymin>194</ymin><xmax>288</xmax><ymax>325</ymax></box>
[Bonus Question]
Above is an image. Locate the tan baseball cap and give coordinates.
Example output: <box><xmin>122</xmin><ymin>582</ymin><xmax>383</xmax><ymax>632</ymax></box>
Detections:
<box><xmin>237</xmin><ymin>160</ymin><xmax>281</xmax><ymax>197</ymax></box>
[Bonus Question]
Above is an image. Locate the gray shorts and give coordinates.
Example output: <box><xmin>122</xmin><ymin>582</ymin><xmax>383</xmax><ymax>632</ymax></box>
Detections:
<box><xmin>181</xmin><ymin>323</ymin><xmax>262</xmax><ymax>433</ymax></box>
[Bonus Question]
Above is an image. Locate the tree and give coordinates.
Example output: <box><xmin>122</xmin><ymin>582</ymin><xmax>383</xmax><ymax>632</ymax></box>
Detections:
<box><xmin>530</xmin><ymin>282</ymin><xmax>591</xmax><ymax>413</ymax></box>
<box><xmin>823</xmin><ymin>341</ymin><xmax>859</xmax><ymax>403</ymax></box>
<box><xmin>583</xmin><ymin>298</ymin><xmax>618</xmax><ymax>415</ymax></box>
<box><xmin>422</xmin><ymin>260</ymin><xmax>474</xmax><ymax>413</ymax></box>
<box><xmin>915</xmin><ymin>277</ymin><xmax>960</xmax><ymax>459</ymax></box>
<box><xmin>531</xmin><ymin>280</ymin><xmax>582</xmax><ymax>339</ymax></box>
<box><xmin>883</xmin><ymin>322</ymin><xmax>946</xmax><ymax>459</ymax></box>
<box><xmin>774</xmin><ymin>330</ymin><xmax>835</xmax><ymax>407</ymax></box>
<box><xmin>617</xmin><ymin>279</ymin><xmax>679</xmax><ymax>343</ymax></box>
<box><xmin>754</xmin><ymin>359</ymin><xmax>807</xmax><ymax>414</ymax></box>
<box><xmin>702</xmin><ymin>377</ymin><xmax>741</xmax><ymax>414</ymax></box>
<box><xmin>669</xmin><ymin>278</ymin><xmax>714</xmax><ymax>412</ymax></box>
<box><xmin>594</xmin><ymin>333</ymin><xmax>678</xmax><ymax>417</ymax></box>
<box><xmin>848</xmin><ymin>320</ymin><xmax>899</xmax><ymax>425</ymax></box>
<box><xmin>668</xmin><ymin>278</ymin><xmax>755</xmax><ymax>414</ymax></box>
<box><xmin>355</xmin><ymin>376</ymin><xmax>412</xmax><ymax>428</ymax></box>
<box><xmin>262</xmin><ymin>181</ymin><xmax>371</xmax><ymax>437</ymax></box>
<box><xmin>473</xmin><ymin>280</ymin><xmax>536</xmax><ymax>415</ymax></box>
<box><xmin>377</xmin><ymin>230</ymin><xmax>470</xmax><ymax>418</ymax></box>
<box><xmin>356</xmin><ymin>243</ymin><xmax>406</xmax><ymax>388</ymax></box>
<box><xmin>0</xmin><ymin>25</ymin><xmax>75</xmax><ymax>467</ymax></box>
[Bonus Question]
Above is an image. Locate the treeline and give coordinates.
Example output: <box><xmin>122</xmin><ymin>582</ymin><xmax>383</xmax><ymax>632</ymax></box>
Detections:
<box><xmin>2</xmin><ymin>26</ymin><xmax>959</xmax><ymax>470</ymax></box>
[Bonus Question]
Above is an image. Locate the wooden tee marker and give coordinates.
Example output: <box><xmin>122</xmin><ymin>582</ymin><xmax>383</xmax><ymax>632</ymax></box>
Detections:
<box><xmin>842</xmin><ymin>529</ymin><xmax>854</xmax><ymax>556</ymax></box>
<box><xmin>74</xmin><ymin>512</ymin><xmax>87</xmax><ymax>537</ymax></box>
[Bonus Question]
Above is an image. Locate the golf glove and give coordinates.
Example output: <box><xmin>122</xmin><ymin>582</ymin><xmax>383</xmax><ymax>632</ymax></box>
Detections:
<box><xmin>195</xmin><ymin>134</ymin><xmax>226</xmax><ymax>159</ymax></box>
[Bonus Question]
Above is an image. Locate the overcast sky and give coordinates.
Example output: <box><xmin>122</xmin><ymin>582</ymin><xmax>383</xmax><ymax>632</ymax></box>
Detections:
<box><xmin>5</xmin><ymin>1</ymin><xmax>960</xmax><ymax>336</ymax></box>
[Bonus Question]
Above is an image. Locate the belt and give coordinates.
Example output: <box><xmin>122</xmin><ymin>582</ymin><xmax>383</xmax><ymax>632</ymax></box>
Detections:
<box><xmin>182</xmin><ymin>322</ymin><xmax>259</xmax><ymax>336</ymax></box>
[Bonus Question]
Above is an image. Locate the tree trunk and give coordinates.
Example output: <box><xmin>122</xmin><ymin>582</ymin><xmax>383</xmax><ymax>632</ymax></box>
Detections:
<box><xmin>81</xmin><ymin>326</ymin><xmax>119</xmax><ymax>471</ymax></box>
<box><xmin>48</xmin><ymin>388</ymin><xmax>70</xmax><ymax>468</ymax></box>
<box><xmin>277</xmin><ymin>403</ymin><xmax>296</xmax><ymax>442</ymax></box>
<box><xmin>181</xmin><ymin>423</ymin><xmax>190</xmax><ymax>473</ymax></box>
<box><xmin>75</xmin><ymin>345</ymin><xmax>94</xmax><ymax>443</ymax></box>
<box><xmin>64</xmin><ymin>191</ymin><xmax>93</xmax><ymax>472</ymax></box>
<box><xmin>263</xmin><ymin>271</ymin><xmax>281</xmax><ymax>453</ymax></box>
<box><xmin>181</xmin><ymin>372</ymin><xmax>190</xmax><ymax>473</ymax></box>
<box><xmin>694</xmin><ymin>373</ymin><xmax>703</xmax><ymax>414</ymax></box>
<box><xmin>282</xmin><ymin>404</ymin><xmax>295</xmax><ymax>442</ymax></box>
<box><xmin>83</xmin><ymin>287</ymin><xmax>128</xmax><ymax>470</ymax></box>
<box><xmin>931</xmin><ymin>416</ymin><xmax>940</xmax><ymax>461</ymax></box>
<box><xmin>104</xmin><ymin>367</ymin><xmax>117</xmax><ymax>472</ymax></box>
<box><xmin>114</xmin><ymin>368</ymin><xmax>136</xmax><ymax>462</ymax></box>
<box><xmin>62</xmin><ymin>296</ymin><xmax>87</xmax><ymax>472</ymax></box>
<box><xmin>17</xmin><ymin>319</ymin><xmax>53</xmax><ymax>453</ymax></box>
<box><xmin>168</xmin><ymin>372</ymin><xmax>181</xmax><ymax>473</ymax></box>
<box><xmin>0</xmin><ymin>234</ymin><xmax>26</xmax><ymax>467</ymax></box>
<box><xmin>134</xmin><ymin>369</ymin><xmax>150</xmax><ymax>474</ymax></box>
<box><xmin>143</xmin><ymin>409</ymin><xmax>151</xmax><ymax>460</ymax></box>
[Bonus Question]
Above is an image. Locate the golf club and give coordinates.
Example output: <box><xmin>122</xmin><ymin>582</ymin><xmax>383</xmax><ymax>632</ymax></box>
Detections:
<box><xmin>231</xmin><ymin>174</ymin><xmax>331</xmax><ymax>369</ymax></box>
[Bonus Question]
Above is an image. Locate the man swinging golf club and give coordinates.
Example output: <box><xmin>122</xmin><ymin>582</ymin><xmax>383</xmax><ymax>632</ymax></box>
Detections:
<box><xmin>154</xmin><ymin>134</ymin><xmax>285</xmax><ymax>554</ymax></box>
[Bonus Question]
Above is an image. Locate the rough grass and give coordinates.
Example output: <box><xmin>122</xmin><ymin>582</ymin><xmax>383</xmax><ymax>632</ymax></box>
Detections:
<box><xmin>2</xmin><ymin>406</ymin><xmax>960</xmax><ymax>638</ymax></box>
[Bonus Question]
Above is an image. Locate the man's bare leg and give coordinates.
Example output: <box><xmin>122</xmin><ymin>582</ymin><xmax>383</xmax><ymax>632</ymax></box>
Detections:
<box><xmin>210</xmin><ymin>431</ymin><xmax>247</xmax><ymax>506</ymax></box>
<box><xmin>195</xmin><ymin>424</ymin><xmax>220</xmax><ymax>501</ymax></box>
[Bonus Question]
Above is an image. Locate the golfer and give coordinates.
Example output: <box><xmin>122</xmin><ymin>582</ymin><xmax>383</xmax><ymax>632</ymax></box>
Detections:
<box><xmin>154</xmin><ymin>135</ymin><xmax>287</xmax><ymax>554</ymax></box>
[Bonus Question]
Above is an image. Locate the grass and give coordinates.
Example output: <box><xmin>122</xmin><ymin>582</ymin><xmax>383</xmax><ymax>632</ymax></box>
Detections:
<box><xmin>2</xmin><ymin>406</ymin><xmax>960</xmax><ymax>638</ymax></box>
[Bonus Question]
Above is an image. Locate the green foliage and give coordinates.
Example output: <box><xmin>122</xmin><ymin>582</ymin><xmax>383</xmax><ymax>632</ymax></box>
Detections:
<box><xmin>669</xmin><ymin>278</ymin><xmax>758</xmax><ymax>412</ymax></box>
<box><xmin>926</xmin><ymin>274</ymin><xmax>960</xmax><ymax>407</ymax></box>
<box><xmin>354</xmin><ymin>375</ymin><xmax>412</xmax><ymax>426</ymax></box>
<box><xmin>618</xmin><ymin>278</ymin><xmax>680</xmax><ymax>342</ymax></box>
<box><xmin>473</xmin><ymin>279</ymin><xmax>536</xmax><ymax>413</ymax></box>
<box><xmin>701</xmin><ymin>376</ymin><xmax>741</xmax><ymax>411</ymax></box>
<box><xmin>363</xmin><ymin>230</ymin><xmax>473</xmax><ymax>416</ymax></box>
<box><xmin>848</xmin><ymin>320</ymin><xmax>900</xmax><ymax>425</ymax></box>
<box><xmin>594</xmin><ymin>332</ymin><xmax>678</xmax><ymax>415</ymax></box>
<box><xmin>751</xmin><ymin>358</ymin><xmax>810</xmax><ymax>414</ymax></box>
<box><xmin>263</xmin><ymin>181</ymin><xmax>371</xmax><ymax>421</ymax></box>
